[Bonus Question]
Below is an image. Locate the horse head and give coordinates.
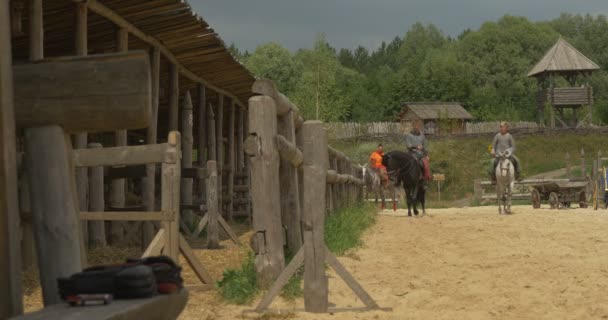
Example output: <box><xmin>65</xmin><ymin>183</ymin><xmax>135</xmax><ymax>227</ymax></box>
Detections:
<box><xmin>496</xmin><ymin>152</ymin><xmax>514</xmax><ymax>178</ymax></box>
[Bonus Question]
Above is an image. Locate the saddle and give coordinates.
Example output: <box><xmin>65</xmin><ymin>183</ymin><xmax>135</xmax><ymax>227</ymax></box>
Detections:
<box><xmin>57</xmin><ymin>255</ymin><xmax>183</xmax><ymax>301</ymax></box>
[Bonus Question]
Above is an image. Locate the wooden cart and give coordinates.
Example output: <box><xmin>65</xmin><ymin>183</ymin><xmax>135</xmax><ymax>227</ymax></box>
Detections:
<box><xmin>530</xmin><ymin>180</ymin><xmax>591</xmax><ymax>209</ymax></box>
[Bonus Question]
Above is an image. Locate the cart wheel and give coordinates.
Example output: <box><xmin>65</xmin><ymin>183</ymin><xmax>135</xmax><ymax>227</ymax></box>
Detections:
<box><xmin>579</xmin><ymin>191</ymin><xmax>588</xmax><ymax>209</ymax></box>
<box><xmin>531</xmin><ymin>188</ymin><xmax>541</xmax><ymax>209</ymax></box>
<box><xmin>549</xmin><ymin>192</ymin><xmax>559</xmax><ymax>209</ymax></box>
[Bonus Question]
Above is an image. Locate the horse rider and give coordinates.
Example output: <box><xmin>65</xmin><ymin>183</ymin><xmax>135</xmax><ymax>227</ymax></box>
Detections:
<box><xmin>489</xmin><ymin>121</ymin><xmax>521</xmax><ymax>183</ymax></box>
<box><xmin>369</xmin><ymin>143</ymin><xmax>389</xmax><ymax>187</ymax></box>
<box><xmin>405</xmin><ymin>119</ymin><xmax>431</xmax><ymax>186</ymax></box>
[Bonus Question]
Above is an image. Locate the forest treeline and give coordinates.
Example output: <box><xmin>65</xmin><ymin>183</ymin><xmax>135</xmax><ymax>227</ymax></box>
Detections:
<box><xmin>229</xmin><ymin>14</ymin><xmax>608</xmax><ymax>124</ymax></box>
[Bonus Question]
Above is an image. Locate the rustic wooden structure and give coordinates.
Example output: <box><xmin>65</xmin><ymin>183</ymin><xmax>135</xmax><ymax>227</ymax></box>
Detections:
<box><xmin>246</xmin><ymin>80</ymin><xmax>378</xmax><ymax>313</ymax></box>
<box><xmin>4</xmin><ymin>0</ymin><xmax>255</xmax><ymax>318</ymax></box>
<box><xmin>528</xmin><ymin>38</ymin><xmax>600</xmax><ymax>128</ymax></box>
<box><xmin>396</xmin><ymin>102</ymin><xmax>474</xmax><ymax>135</ymax></box>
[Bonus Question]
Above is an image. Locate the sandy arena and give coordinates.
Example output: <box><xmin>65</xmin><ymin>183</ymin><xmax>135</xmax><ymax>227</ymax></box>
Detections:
<box><xmin>180</xmin><ymin>205</ymin><xmax>608</xmax><ymax>320</ymax></box>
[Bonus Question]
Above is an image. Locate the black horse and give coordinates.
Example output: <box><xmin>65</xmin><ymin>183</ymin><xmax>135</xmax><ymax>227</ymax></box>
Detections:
<box><xmin>382</xmin><ymin>151</ymin><xmax>426</xmax><ymax>216</ymax></box>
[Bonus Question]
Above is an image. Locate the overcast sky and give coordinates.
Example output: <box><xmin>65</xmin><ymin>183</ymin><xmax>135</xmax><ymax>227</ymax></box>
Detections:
<box><xmin>190</xmin><ymin>0</ymin><xmax>607</xmax><ymax>52</ymax></box>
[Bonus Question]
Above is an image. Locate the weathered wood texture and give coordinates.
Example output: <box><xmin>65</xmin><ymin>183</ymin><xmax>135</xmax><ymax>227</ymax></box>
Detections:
<box><xmin>161</xmin><ymin>132</ymin><xmax>181</xmax><ymax>261</ymax></box>
<box><xmin>216</xmin><ymin>96</ymin><xmax>224</xmax><ymax>216</ymax></box>
<box><xmin>143</xmin><ymin>47</ymin><xmax>161</xmax><ymax>247</ymax></box>
<box><xmin>14</xmin><ymin>52</ymin><xmax>152</xmax><ymax>132</ymax></box>
<box><xmin>227</xmin><ymin>100</ymin><xmax>236</xmax><ymax>220</ymax></box>
<box><xmin>88</xmin><ymin>143</ymin><xmax>106</xmax><ymax>248</ymax></box>
<box><xmin>25</xmin><ymin>126</ymin><xmax>83</xmax><ymax>306</ymax></box>
<box><xmin>0</xmin><ymin>0</ymin><xmax>23</xmax><ymax>316</ymax></box>
<box><xmin>247</xmin><ymin>96</ymin><xmax>285</xmax><ymax>288</ymax></box>
<box><xmin>197</xmin><ymin>85</ymin><xmax>207</xmax><ymax>205</ymax></box>
<box><xmin>206</xmin><ymin>161</ymin><xmax>220</xmax><ymax>249</ymax></box>
<box><xmin>10</xmin><ymin>289</ymin><xmax>188</xmax><ymax>320</ymax></box>
<box><xmin>168</xmin><ymin>64</ymin><xmax>179</xmax><ymax>131</ymax></box>
<box><xmin>181</xmin><ymin>92</ymin><xmax>195</xmax><ymax>228</ymax></box>
<box><xmin>255</xmin><ymin>247</ymin><xmax>304</xmax><ymax>312</ymax></box>
<box><xmin>278</xmin><ymin>111</ymin><xmax>303</xmax><ymax>254</ymax></box>
<box><xmin>73</xmin><ymin>144</ymin><xmax>167</xmax><ymax>167</ymax></box>
<box><xmin>301</xmin><ymin>121</ymin><xmax>329</xmax><ymax>313</ymax></box>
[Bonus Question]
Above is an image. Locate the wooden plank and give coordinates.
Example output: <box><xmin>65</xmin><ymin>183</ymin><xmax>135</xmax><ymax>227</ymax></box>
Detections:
<box><xmin>184</xmin><ymin>284</ymin><xmax>214</xmax><ymax>292</ymax></box>
<box><xmin>88</xmin><ymin>143</ymin><xmax>106</xmax><ymax>248</ymax></box>
<box><xmin>255</xmin><ymin>247</ymin><xmax>304</xmax><ymax>312</ymax></box>
<box><xmin>278</xmin><ymin>110</ymin><xmax>303</xmax><ymax>254</ymax></box>
<box><xmin>0</xmin><ymin>0</ymin><xmax>23</xmax><ymax>315</ymax></box>
<box><xmin>161</xmin><ymin>132</ymin><xmax>181</xmax><ymax>261</ymax></box>
<box><xmin>14</xmin><ymin>52</ymin><xmax>152</xmax><ymax>132</ymax></box>
<box><xmin>237</xmin><ymin>106</ymin><xmax>245</xmax><ymax>173</ymax></box>
<box><xmin>83</xmin><ymin>0</ymin><xmax>246</xmax><ymax>107</ymax></box>
<box><xmin>10</xmin><ymin>288</ymin><xmax>188</xmax><ymax>320</ymax></box>
<box><xmin>193</xmin><ymin>214</ymin><xmax>209</xmax><ymax>238</ymax></box>
<box><xmin>168</xmin><ymin>63</ymin><xmax>179</xmax><ymax>131</ymax></box>
<box><xmin>181</xmin><ymin>92</ymin><xmax>195</xmax><ymax>227</ymax></box>
<box><xmin>301</xmin><ymin>121</ymin><xmax>329</xmax><ymax>313</ymax></box>
<box><xmin>251</xmin><ymin>79</ymin><xmax>299</xmax><ymax>118</ymax></box>
<box><xmin>325</xmin><ymin>248</ymin><xmax>379</xmax><ymax>309</ymax></box>
<box><xmin>143</xmin><ymin>47</ymin><xmax>161</xmax><ymax>247</ymax></box>
<box><xmin>206</xmin><ymin>161</ymin><xmax>220</xmax><ymax>249</ymax></box>
<box><xmin>179</xmin><ymin>235</ymin><xmax>213</xmax><ymax>284</ymax></box>
<box><xmin>216</xmin><ymin>95</ymin><xmax>224</xmax><ymax>216</ymax></box>
<box><xmin>80</xmin><ymin>211</ymin><xmax>173</xmax><ymax>221</ymax></box>
<box><xmin>248</xmin><ymin>95</ymin><xmax>285</xmax><ymax>288</ymax></box>
<box><xmin>25</xmin><ymin>126</ymin><xmax>83</xmax><ymax>306</ymax></box>
<box><xmin>197</xmin><ymin>84</ymin><xmax>207</xmax><ymax>211</ymax></box>
<box><xmin>141</xmin><ymin>229</ymin><xmax>165</xmax><ymax>257</ymax></box>
<box><xmin>107</xmin><ymin>165</ymin><xmax>146</xmax><ymax>180</ymax></box>
<box><xmin>218</xmin><ymin>215</ymin><xmax>241</xmax><ymax>245</ymax></box>
<box><xmin>227</xmin><ymin>99</ymin><xmax>236</xmax><ymax>221</ymax></box>
<box><xmin>73</xmin><ymin>143</ymin><xmax>167</xmax><ymax>167</ymax></box>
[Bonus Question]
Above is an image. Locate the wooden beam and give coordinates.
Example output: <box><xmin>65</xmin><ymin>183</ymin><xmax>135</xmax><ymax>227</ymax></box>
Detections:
<box><xmin>29</xmin><ymin>0</ymin><xmax>43</xmax><ymax>60</ymax></box>
<box><xmin>73</xmin><ymin>143</ymin><xmax>168</xmax><ymax>167</ymax></box>
<box><xmin>301</xmin><ymin>121</ymin><xmax>329</xmax><ymax>313</ymax></box>
<box><xmin>161</xmin><ymin>132</ymin><xmax>181</xmax><ymax>261</ymax></box>
<box><xmin>180</xmin><ymin>92</ymin><xmax>194</xmax><ymax>227</ymax></box>
<box><xmin>179</xmin><ymin>235</ymin><xmax>213</xmax><ymax>284</ymax></box>
<box><xmin>248</xmin><ymin>96</ymin><xmax>284</xmax><ymax>288</ymax></box>
<box><xmin>168</xmin><ymin>63</ymin><xmax>179</xmax><ymax>131</ymax></box>
<box><xmin>255</xmin><ymin>247</ymin><xmax>304</xmax><ymax>312</ymax></box>
<box><xmin>325</xmin><ymin>248</ymin><xmax>379</xmax><ymax>309</ymax></box>
<box><xmin>216</xmin><ymin>95</ymin><xmax>224</xmax><ymax>216</ymax></box>
<box><xmin>251</xmin><ymin>79</ymin><xmax>299</xmax><ymax>118</ymax></box>
<box><xmin>206</xmin><ymin>161</ymin><xmax>220</xmax><ymax>249</ymax></box>
<box><xmin>80</xmin><ymin>211</ymin><xmax>173</xmax><ymax>221</ymax></box>
<box><xmin>87</xmin><ymin>143</ymin><xmax>106</xmax><ymax>248</ymax></box>
<box><xmin>14</xmin><ymin>52</ymin><xmax>152</xmax><ymax>132</ymax></box>
<box><xmin>80</xmin><ymin>0</ymin><xmax>246</xmax><ymax>107</ymax></box>
<box><xmin>276</xmin><ymin>134</ymin><xmax>303</xmax><ymax>168</ymax></box>
<box><xmin>142</xmin><ymin>229</ymin><xmax>165</xmax><ymax>257</ymax></box>
<box><xmin>227</xmin><ymin>99</ymin><xmax>236</xmax><ymax>220</ymax></box>
<box><xmin>0</xmin><ymin>0</ymin><xmax>23</xmax><ymax>316</ymax></box>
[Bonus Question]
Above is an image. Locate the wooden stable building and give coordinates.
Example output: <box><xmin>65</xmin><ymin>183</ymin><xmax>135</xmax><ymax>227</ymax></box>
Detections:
<box><xmin>528</xmin><ymin>38</ymin><xmax>600</xmax><ymax>128</ymax></box>
<box><xmin>396</xmin><ymin>102</ymin><xmax>473</xmax><ymax>135</ymax></box>
<box><xmin>2</xmin><ymin>0</ymin><xmax>256</xmax><ymax>318</ymax></box>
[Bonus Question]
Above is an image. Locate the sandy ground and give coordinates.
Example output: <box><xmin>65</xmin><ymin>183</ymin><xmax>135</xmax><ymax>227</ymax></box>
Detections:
<box><xmin>180</xmin><ymin>205</ymin><xmax>608</xmax><ymax>320</ymax></box>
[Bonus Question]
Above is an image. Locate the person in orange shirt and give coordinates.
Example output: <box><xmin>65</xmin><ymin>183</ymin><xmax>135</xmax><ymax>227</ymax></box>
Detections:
<box><xmin>369</xmin><ymin>144</ymin><xmax>389</xmax><ymax>186</ymax></box>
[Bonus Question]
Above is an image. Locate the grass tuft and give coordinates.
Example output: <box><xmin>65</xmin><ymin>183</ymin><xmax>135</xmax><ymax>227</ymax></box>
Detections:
<box><xmin>325</xmin><ymin>203</ymin><xmax>377</xmax><ymax>255</ymax></box>
<box><xmin>217</xmin><ymin>252</ymin><xmax>259</xmax><ymax>305</ymax></box>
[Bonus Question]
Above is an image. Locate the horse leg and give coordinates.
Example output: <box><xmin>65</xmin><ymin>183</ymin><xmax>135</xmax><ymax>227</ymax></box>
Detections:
<box><xmin>392</xmin><ymin>185</ymin><xmax>397</xmax><ymax>211</ymax></box>
<box><xmin>413</xmin><ymin>187</ymin><xmax>419</xmax><ymax>216</ymax></box>
<box><xmin>419</xmin><ymin>189</ymin><xmax>426</xmax><ymax>215</ymax></box>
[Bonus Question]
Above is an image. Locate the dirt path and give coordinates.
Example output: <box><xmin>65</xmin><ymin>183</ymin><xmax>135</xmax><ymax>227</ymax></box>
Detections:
<box><xmin>181</xmin><ymin>205</ymin><xmax>608</xmax><ymax>320</ymax></box>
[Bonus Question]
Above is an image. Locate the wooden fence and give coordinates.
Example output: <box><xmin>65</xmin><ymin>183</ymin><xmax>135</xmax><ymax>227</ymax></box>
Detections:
<box><xmin>325</xmin><ymin>122</ymin><xmax>411</xmax><ymax>139</ymax></box>
<box><xmin>246</xmin><ymin>80</ymin><xmax>380</xmax><ymax>314</ymax></box>
<box><xmin>465</xmin><ymin>121</ymin><xmax>538</xmax><ymax>134</ymax></box>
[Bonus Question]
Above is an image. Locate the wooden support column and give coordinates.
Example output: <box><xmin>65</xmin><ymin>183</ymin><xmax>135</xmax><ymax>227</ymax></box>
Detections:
<box><xmin>206</xmin><ymin>161</ymin><xmax>220</xmax><ymax>249</ymax></box>
<box><xmin>581</xmin><ymin>148</ymin><xmax>586</xmax><ymax>178</ymax></box>
<box><xmin>197</xmin><ymin>85</ymin><xmax>207</xmax><ymax>203</ymax></box>
<box><xmin>74</xmin><ymin>1</ymin><xmax>88</xmax><ymax>233</ymax></box>
<box><xmin>161</xmin><ymin>132</ymin><xmax>181</xmax><ymax>260</ymax></box>
<box><xmin>0</xmin><ymin>0</ymin><xmax>23</xmax><ymax>316</ymax></box>
<box><xmin>143</xmin><ymin>47</ymin><xmax>161</xmax><ymax>247</ymax></box>
<box><xmin>278</xmin><ymin>110</ymin><xmax>303</xmax><ymax>253</ymax></box>
<box><xmin>301</xmin><ymin>121</ymin><xmax>329</xmax><ymax>313</ymax></box>
<box><xmin>168</xmin><ymin>64</ymin><xmax>179</xmax><ymax>131</ymax></box>
<box><xmin>181</xmin><ymin>92</ymin><xmax>194</xmax><ymax>228</ymax></box>
<box><xmin>237</xmin><ymin>106</ymin><xmax>245</xmax><ymax>172</ymax></box>
<box><xmin>216</xmin><ymin>95</ymin><xmax>224</xmax><ymax>216</ymax></box>
<box><xmin>110</xmin><ymin>28</ymin><xmax>128</xmax><ymax>244</ymax></box>
<box><xmin>227</xmin><ymin>99</ymin><xmax>236</xmax><ymax>221</ymax></box>
<box><xmin>88</xmin><ymin>143</ymin><xmax>106</xmax><ymax>248</ymax></box>
<box><xmin>246</xmin><ymin>96</ymin><xmax>284</xmax><ymax>288</ymax></box>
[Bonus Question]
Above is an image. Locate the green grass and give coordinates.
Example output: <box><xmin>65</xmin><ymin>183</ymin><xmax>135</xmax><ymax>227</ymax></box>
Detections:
<box><xmin>332</xmin><ymin>132</ymin><xmax>608</xmax><ymax>202</ymax></box>
<box><xmin>217</xmin><ymin>203</ymin><xmax>378</xmax><ymax>304</ymax></box>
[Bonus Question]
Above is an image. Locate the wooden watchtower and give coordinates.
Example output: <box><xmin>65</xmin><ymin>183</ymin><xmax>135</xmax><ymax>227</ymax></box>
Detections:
<box><xmin>528</xmin><ymin>38</ymin><xmax>600</xmax><ymax>128</ymax></box>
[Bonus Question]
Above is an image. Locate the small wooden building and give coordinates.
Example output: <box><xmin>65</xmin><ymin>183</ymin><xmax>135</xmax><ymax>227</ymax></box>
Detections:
<box><xmin>528</xmin><ymin>38</ymin><xmax>600</xmax><ymax>128</ymax></box>
<box><xmin>396</xmin><ymin>102</ymin><xmax>474</xmax><ymax>134</ymax></box>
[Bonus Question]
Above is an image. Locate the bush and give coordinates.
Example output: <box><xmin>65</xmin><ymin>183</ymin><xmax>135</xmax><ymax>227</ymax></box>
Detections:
<box><xmin>325</xmin><ymin>204</ymin><xmax>377</xmax><ymax>255</ymax></box>
<box><xmin>217</xmin><ymin>252</ymin><xmax>258</xmax><ymax>305</ymax></box>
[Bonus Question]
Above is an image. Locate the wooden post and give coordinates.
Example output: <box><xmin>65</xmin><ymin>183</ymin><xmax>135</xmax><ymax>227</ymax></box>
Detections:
<box><xmin>168</xmin><ymin>64</ymin><xmax>179</xmax><ymax>131</ymax></box>
<box><xmin>301</xmin><ymin>121</ymin><xmax>329</xmax><ymax>313</ymax></box>
<box><xmin>247</xmin><ymin>96</ymin><xmax>284</xmax><ymax>288</ymax></box>
<box><xmin>110</xmin><ymin>27</ymin><xmax>128</xmax><ymax>244</ymax></box>
<box><xmin>216</xmin><ymin>95</ymin><xmax>224</xmax><ymax>216</ymax></box>
<box><xmin>566</xmin><ymin>152</ymin><xmax>571</xmax><ymax>179</ymax></box>
<box><xmin>278</xmin><ymin>110</ymin><xmax>303</xmax><ymax>253</ymax></box>
<box><xmin>181</xmin><ymin>92</ymin><xmax>194</xmax><ymax>228</ymax></box>
<box><xmin>162</xmin><ymin>132</ymin><xmax>181</xmax><ymax>260</ymax></box>
<box><xmin>143</xmin><ymin>47</ymin><xmax>161</xmax><ymax>247</ymax></box>
<box><xmin>237</xmin><ymin>106</ymin><xmax>245</xmax><ymax>172</ymax></box>
<box><xmin>227</xmin><ymin>100</ymin><xmax>236</xmax><ymax>221</ymax></box>
<box><xmin>206</xmin><ymin>161</ymin><xmax>220</xmax><ymax>249</ymax></box>
<box><xmin>197</xmin><ymin>85</ymin><xmax>207</xmax><ymax>204</ymax></box>
<box><xmin>581</xmin><ymin>148</ymin><xmax>586</xmax><ymax>178</ymax></box>
<box><xmin>0</xmin><ymin>0</ymin><xmax>24</xmax><ymax>315</ymax></box>
<box><xmin>73</xmin><ymin>0</ymin><xmax>89</xmax><ymax>249</ymax></box>
<box><xmin>88</xmin><ymin>143</ymin><xmax>106</xmax><ymax>248</ymax></box>
<box><xmin>25</xmin><ymin>126</ymin><xmax>83</xmax><ymax>305</ymax></box>
<box><xmin>19</xmin><ymin>172</ymin><xmax>36</xmax><ymax>268</ymax></box>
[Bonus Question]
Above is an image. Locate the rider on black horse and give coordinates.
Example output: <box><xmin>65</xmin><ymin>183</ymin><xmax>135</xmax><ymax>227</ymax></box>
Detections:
<box><xmin>488</xmin><ymin>121</ymin><xmax>521</xmax><ymax>183</ymax></box>
<box><xmin>405</xmin><ymin>119</ymin><xmax>431</xmax><ymax>187</ymax></box>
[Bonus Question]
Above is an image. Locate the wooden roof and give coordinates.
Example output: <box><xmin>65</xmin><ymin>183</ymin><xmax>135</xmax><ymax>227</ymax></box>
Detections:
<box><xmin>11</xmin><ymin>0</ymin><xmax>255</xmax><ymax>105</ymax></box>
<box><xmin>527</xmin><ymin>38</ymin><xmax>600</xmax><ymax>77</ymax></box>
<box><xmin>399</xmin><ymin>102</ymin><xmax>473</xmax><ymax>120</ymax></box>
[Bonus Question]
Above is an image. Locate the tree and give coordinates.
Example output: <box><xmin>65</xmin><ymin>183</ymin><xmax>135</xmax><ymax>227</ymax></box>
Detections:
<box><xmin>244</xmin><ymin>42</ymin><xmax>300</xmax><ymax>95</ymax></box>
